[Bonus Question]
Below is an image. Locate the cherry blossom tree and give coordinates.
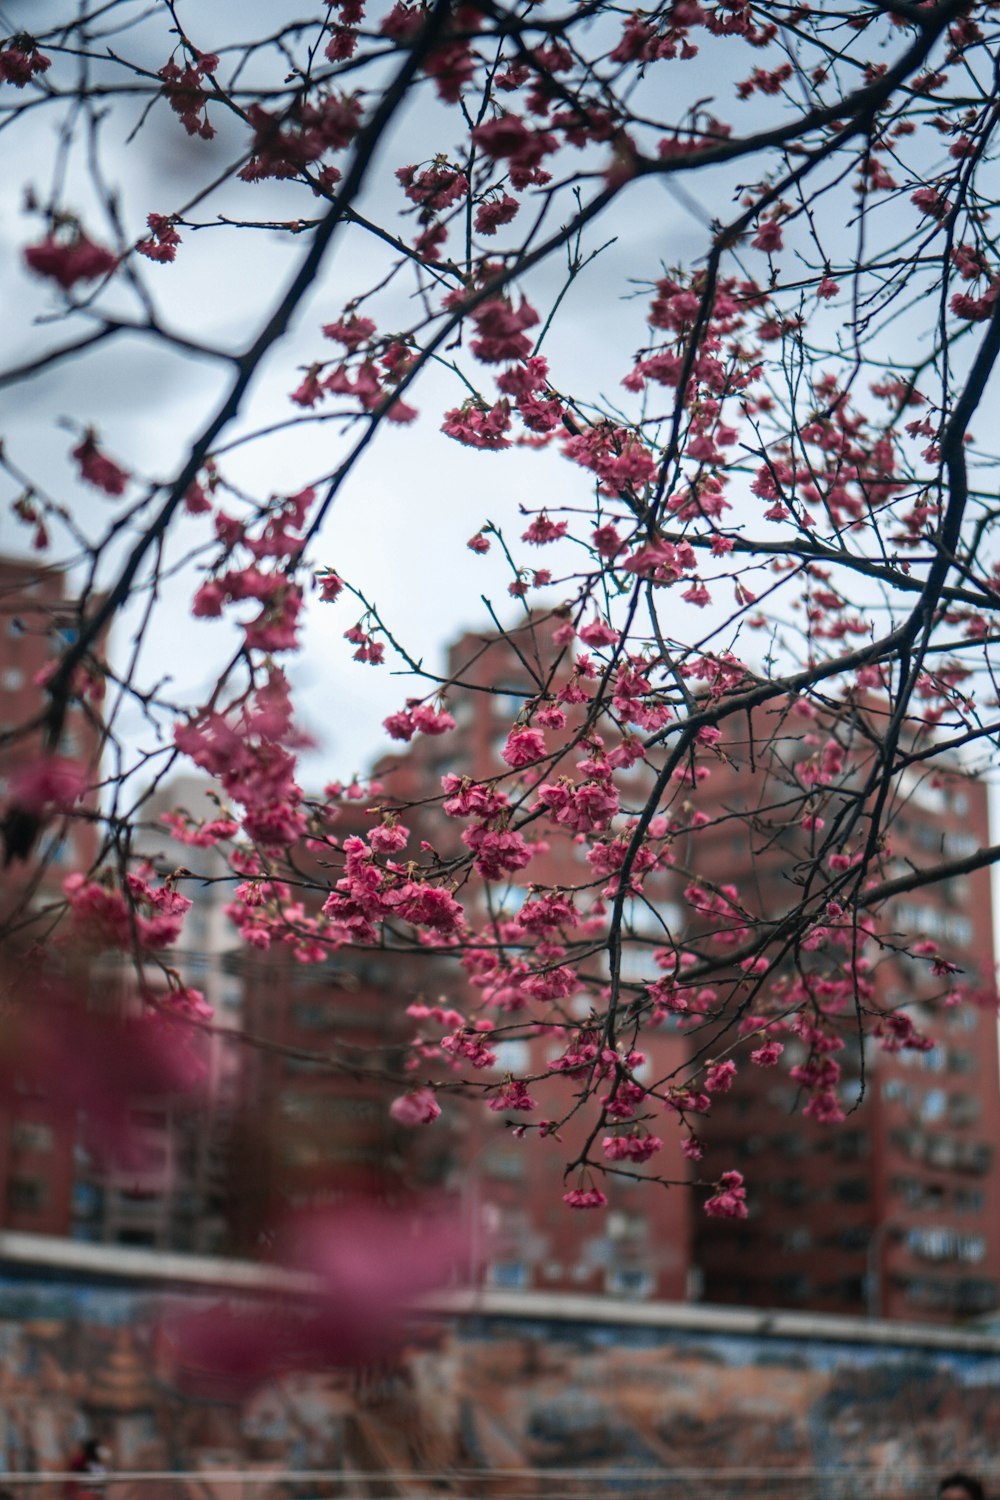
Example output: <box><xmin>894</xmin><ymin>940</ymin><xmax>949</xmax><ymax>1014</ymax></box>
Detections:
<box><xmin>2</xmin><ymin>0</ymin><xmax>1000</xmax><ymax>1242</ymax></box>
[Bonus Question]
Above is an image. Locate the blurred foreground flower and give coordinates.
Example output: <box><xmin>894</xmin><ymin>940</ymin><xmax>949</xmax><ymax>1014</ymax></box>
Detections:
<box><xmin>0</xmin><ymin>966</ymin><xmax>208</xmax><ymax>1168</ymax></box>
<box><xmin>8</xmin><ymin>755</ymin><xmax>87</xmax><ymax>813</ymax></box>
<box><xmin>2</xmin><ymin>754</ymin><xmax>88</xmax><ymax>863</ymax></box>
<box><xmin>162</xmin><ymin>1201</ymin><xmax>467</xmax><ymax>1396</ymax></box>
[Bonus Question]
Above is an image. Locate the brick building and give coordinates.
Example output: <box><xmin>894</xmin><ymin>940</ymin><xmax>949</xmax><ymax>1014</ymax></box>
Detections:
<box><xmin>379</xmin><ymin>622</ymin><xmax>693</xmax><ymax>1303</ymax></box>
<box><xmin>228</xmin><ymin>830</ymin><xmax>454</xmax><ymax>1253</ymax></box>
<box><xmin>2</xmin><ymin>564</ymin><xmax>997</xmax><ymax>1323</ymax></box>
<box><xmin>0</xmin><ymin>556</ymin><xmax>104</xmax><ymax>1237</ymax></box>
<box><xmin>0</xmin><ymin>562</ymin><xmax>233</xmax><ymax>1253</ymax></box>
<box><xmin>379</xmin><ymin>622</ymin><xmax>1000</xmax><ymax>1321</ymax></box>
<box><xmin>71</xmin><ymin>774</ymin><xmax>248</xmax><ymax>1254</ymax></box>
<box><xmin>0</xmin><ymin>555</ymin><xmax>101</xmax><ymax>875</ymax></box>
<box><xmin>686</xmin><ymin>700</ymin><xmax>1000</xmax><ymax>1322</ymax></box>
<box><xmin>0</xmin><ymin>555</ymin><xmax>458</xmax><ymax>1256</ymax></box>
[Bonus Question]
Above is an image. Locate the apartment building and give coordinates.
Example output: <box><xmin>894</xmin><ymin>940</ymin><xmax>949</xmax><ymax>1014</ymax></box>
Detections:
<box><xmin>0</xmin><ymin>561</ymin><xmax>235</xmax><ymax>1253</ymax></box>
<box><xmin>381</xmin><ymin>623</ymin><xmax>1000</xmax><ymax>1320</ymax></box>
<box><xmin>379</xmin><ymin>620</ymin><xmax>693</xmax><ymax>1302</ymax></box>
<box><xmin>686</xmin><ymin>700</ymin><xmax>1000</xmax><ymax>1321</ymax></box>
<box><xmin>0</xmin><ymin>556</ymin><xmax>103</xmax><ymax>1237</ymax></box>
<box><xmin>2</xmin><ymin>566</ymin><xmax>996</xmax><ymax>1323</ymax></box>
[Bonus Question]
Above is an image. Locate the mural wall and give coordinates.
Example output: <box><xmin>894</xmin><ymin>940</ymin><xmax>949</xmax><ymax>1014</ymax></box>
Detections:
<box><xmin>0</xmin><ymin>1269</ymin><xmax>996</xmax><ymax>1500</ymax></box>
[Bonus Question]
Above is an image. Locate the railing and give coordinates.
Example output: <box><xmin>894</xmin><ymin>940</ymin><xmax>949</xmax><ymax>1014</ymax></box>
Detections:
<box><xmin>5</xmin><ymin>1469</ymin><xmax>1000</xmax><ymax>1500</ymax></box>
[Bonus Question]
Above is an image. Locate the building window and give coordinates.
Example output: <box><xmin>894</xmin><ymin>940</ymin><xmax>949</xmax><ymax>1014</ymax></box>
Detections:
<box><xmin>955</xmin><ymin>1140</ymin><xmax>992</xmax><ymax>1174</ymax></box>
<box><xmin>893</xmin><ymin>902</ymin><xmax>972</xmax><ymax>950</ymax></box>
<box><xmin>492</xmin><ymin>731</ymin><xmax>514</xmax><ymax>762</ymax></box>
<box><xmin>737</xmin><ymin>1134</ymin><xmax>767</xmax><ymax>1160</ymax></box>
<box><xmin>882</xmin><ymin>1078</ymin><xmax>911</xmax><ymax>1105</ymax></box>
<box><xmin>909</xmin><ymin>822</ymin><xmax>944</xmax><ymax>855</ymax></box>
<box><xmin>607</xmin><ymin>1210</ymin><xmax>647</xmax><ymax>1242</ymax></box>
<box><xmin>895</xmin><ymin>769</ymin><xmax>948</xmax><ymax>815</ymax></box>
<box><xmin>484</xmin><ymin>1150</ymin><xmax>526</xmax><ymax>1183</ymax></box>
<box><xmin>834</xmin><ymin>1130</ymin><xmax>869</xmax><ymax>1162</ymax></box>
<box><xmin>488</xmin><ymin>1261</ymin><xmax>529</xmax><ymax>1289</ymax></box>
<box><xmin>606</xmin><ymin>1267</ymin><xmax>654</xmax><ymax>1299</ymax></box>
<box><xmin>616</xmin><ymin>947</ymin><xmax>662</xmax><ymax>984</ymax></box>
<box><xmin>772</xmin><ymin>1177</ymin><xmax>808</xmax><ymax>1205</ymax></box>
<box><xmin>836</xmin><ymin>1226</ymin><xmax>870</xmax><ymax>1251</ymax></box>
<box><xmin>941</xmin><ymin>877</ymin><xmax>970</xmax><ymax>908</ymax></box>
<box><xmin>7</xmin><ymin>1177</ymin><xmax>48</xmax><ymax>1214</ymax></box>
<box><xmin>623</xmin><ymin>897</ymin><xmax>683</xmax><ymax>939</ymax></box>
<box><xmin>904</xmin><ymin>1276</ymin><xmax>997</xmax><ymax>1314</ymax></box>
<box><xmin>919</xmin><ymin>1088</ymin><xmax>947</xmax><ymax>1123</ymax></box>
<box><xmin>891</xmin><ymin>1176</ymin><xmax>945</xmax><ymax>1211</ymax></box>
<box><xmin>491</xmin><ymin>685</ymin><xmax>533</xmax><ymax>717</ymax></box>
<box><xmin>907</xmin><ymin>1225</ymin><xmax>955</xmax><ymax>1262</ymax></box>
<box><xmin>10</xmin><ymin>1120</ymin><xmax>54</xmax><ymax>1153</ymax></box>
<box><xmin>903</xmin><ymin>1276</ymin><xmax>951</xmax><ymax>1310</ymax></box>
<box><xmin>955</xmin><ymin>1278</ymin><xmax>998</xmax><ymax>1313</ymax></box>
<box><xmin>490</xmin><ymin>1038</ymin><xmax>531</xmax><ymax>1074</ymax></box>
<box><xmin>291</xmin><ymin>999</ymin><xmax>336</xmax><ymax>1031</ymax></box>
<box><xmin>772</xmin><ymin>1274</ymin><xmax>811</xmax><ymax>1303</ymax></box>
<box><xmin>39</xmin><ymin>834</ymin><xmax>75</xmax><ymax>866</ymax></box>
<box><xmin>948</xmin><ymin>1093</ymin><xmax>981</xmax><ymax>1128</ymax></box>
<box><xmin>782</xmin><ymin>1228</ymin><xmax>812</xmax><ymax>1252</ymax></box>
<box><xmin>834</xmin><ymin>1178</ymin><xmax>869</xmax><ymax>1204</ymax></box>
<box><xmin>72</xmin><ymin>1182</ymin><xmax>102</xmax><ymax>1219</ymax></box>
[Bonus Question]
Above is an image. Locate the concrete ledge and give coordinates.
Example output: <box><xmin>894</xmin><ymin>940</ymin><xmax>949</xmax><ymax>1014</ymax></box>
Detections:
<box><xmin>0</xmin><ymin>1230</ymin><xmax>314</xmax><ymax>1293</ymax></box>
<box><xmin>431</xmin><ymin>1286</ymin><xmax>1000</xmax><ymax>1353</ymax></box>
<box><xmin>2</xmin><ymin>1231</ymin><xmax>999</xmax><ymax>1353</ymax></box>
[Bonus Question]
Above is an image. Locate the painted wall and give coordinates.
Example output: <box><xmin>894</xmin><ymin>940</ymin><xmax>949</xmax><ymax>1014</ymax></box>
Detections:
<box><xmin>0</xmin><ymin>1268</ymin><xmax>996</xmax><ymax>1500</ymax></box>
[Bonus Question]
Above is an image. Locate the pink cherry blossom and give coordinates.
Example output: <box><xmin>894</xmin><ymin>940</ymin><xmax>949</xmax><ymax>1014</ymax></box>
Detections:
<box><xmin>501</xmin><ymin>726</ymin><xmax>546</xmax><ymax>767</ymax></box>
<box><xmin>25</xmin><ymin>232</ymin><xmax>117</xmax><ymax>289</ymax></box>
<box><xmin>389</xmin><ymin>1088</ymin><xmax>442</xmax><ymax>1125</ymax></box>
<box><xmin>704</xmin><ymin>1171</ymin><xmax>748</xmax><ymax>1219</ymax></box>
<box><xmin>563</xmin><ymin>1187</ymin><xmax>608</xmax><ymax>1209</ymax></box>
<box><xmin>8</xmin><ymin>755</ymin><xmax>86</xmax><ymax>812</ymax></box>
<box><xmin>72</xmin><ymin>433</ymin><xmax>129</xmax><ymax>495</ymax></box>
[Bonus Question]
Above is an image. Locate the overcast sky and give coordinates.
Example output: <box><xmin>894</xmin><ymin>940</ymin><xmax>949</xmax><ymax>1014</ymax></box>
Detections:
<box><xmin>2</xmin><ymin>0</ymin><xmax>991</xmax><ymax>803</ymax></box>
<box><xmin>0</xmin><ymin>0</ymin><xmax>742</xmax><ymax>788</ymax></box>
